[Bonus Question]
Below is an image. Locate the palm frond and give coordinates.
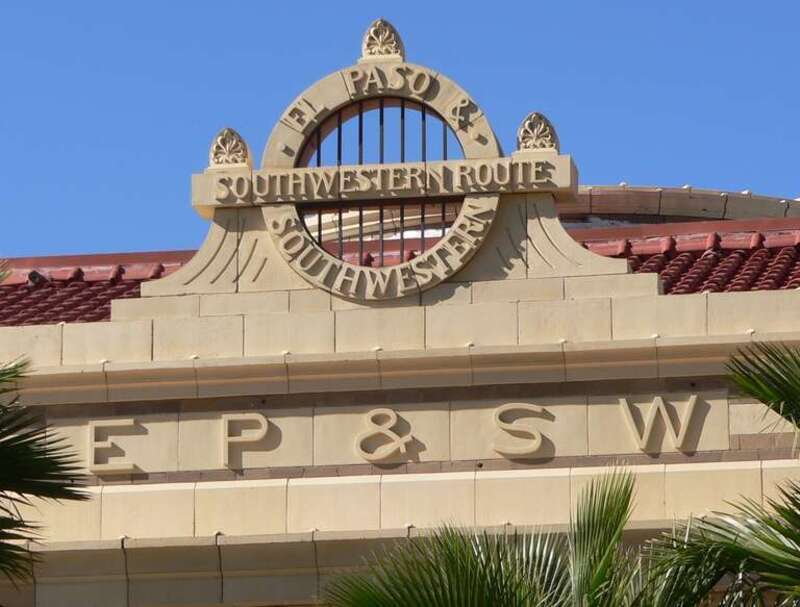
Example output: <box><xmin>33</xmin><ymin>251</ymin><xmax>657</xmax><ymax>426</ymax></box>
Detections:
<box><xmin>0</xmin><ymin>514</ymin><xmax>35</xmax><ymax>583</ymax></box>
<box><xmin>0</xmin><ymin>359</ymin><xmax>88</xmax><ymax>583</ymax></box>
<box><xmin>650</xmin><ymin>481</ymin><xmax>800</xmax><ymax>603</ymax></box>
<box><xmin>326</xmin><ymin>526</ymin><xmax>570</xmax><ymax>606</ymax></box>
<box><xmin>727</xmin><ymin>342</ymin><xmax>800</xmax><ymax>431</ymax></box>
<box><xmin>0</xmin><ymin>361</ymin><xmax>87</xmax><ymax>505</ymax></box>
<box><xmin>569</xmin><ymin>470</ymin><xmax>636</xmax><ymax>606</ymax></box>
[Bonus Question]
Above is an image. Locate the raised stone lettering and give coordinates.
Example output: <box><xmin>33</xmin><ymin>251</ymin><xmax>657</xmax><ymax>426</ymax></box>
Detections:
<box><xmin>355</xmin><ymin>408</ymin><xmax>413</xmax><ymax>462</ymax></box>
<box><xmin>620</xmin><ymin>395</ymin><xmax>698</xmax><ymax>453</ymax></box>
<box><xmin>221</xmin><ymin>413</ymin><xmax>268</xmax><ymax>468</ymax></box>
<box><xmin>88</xmin><ymin>419</ymin><xmax>137</xmax><ymax>474</ymax></box>
<box><xmin>492</xmin><ymin>403</ymin><xmax>545</xmax><ymax>457</ymax></box>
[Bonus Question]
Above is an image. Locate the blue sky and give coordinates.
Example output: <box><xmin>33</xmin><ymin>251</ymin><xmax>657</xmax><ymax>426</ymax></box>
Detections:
<box><xmin>1</xmin><ymin>1</ymin><xmax>797</xmax><ymax>257</ymax></box>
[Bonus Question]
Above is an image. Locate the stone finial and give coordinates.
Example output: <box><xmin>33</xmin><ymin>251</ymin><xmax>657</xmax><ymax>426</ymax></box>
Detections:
<box><xmin>209</xmin><ymin>127</ymin><xmax>250</xmax><ymax>168</ymax></box>
<box><xmin>361</xmin><ymin>18</ymin><xmax>405</xmax><ymax>62</ymax></box>
<box><xmin>516</xmin><ymin>112</ymin><xmax>560</xmax><ymax>153</ymax></box>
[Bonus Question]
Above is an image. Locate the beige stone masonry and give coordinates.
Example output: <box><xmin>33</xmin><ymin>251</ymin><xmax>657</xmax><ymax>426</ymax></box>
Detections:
<box><xmin>179</xmin><ymin>405</ymin><xmax>312</xmax><ymax>470</ymax></box>
<box><xmin>378</xmin><ymin>348</ymin><xmax>472</xmax><ymax>389</ymax></box>
<box><xmin>470</xmin><ymin>343</ymin><xmax>565</xmax><ymax>385</ymax></box>
<box><xmin>63</xmin><ymin>320</ymin><xmax>151</xmax><ymax>365</ymax></box>
<box><xmin>245</xmin><ymin>311</ymin><xmax>334</xmax><ymax>356</ymax></box>
<box><xmin>729</xmin><ymin>397</ymin><xmax>795</xmax><ymax>435</ymax></box>
<box><xmin>14</xmin><ymin>459</ymin><xmax>800</xmax><ymax>562</ymax></box>
<box><xmin>476</xmin><ymin>469</ymin><xmax>571</xmax><ymax>526</ymax></box>
<box><xmin>335</xmin><ymin>306</ymin><xmax>424</xmax><ymax>352</ymax></box>
<box><xmin>725</xmin><ymin>191</ymin><xmax>787</xmax><ymax>219</ymax></box>
<box><xmin>587</xmin><ymin>391</ymin><xmax>729</xmax><ymax>455</ymax></box>
<box><xmin>422</xmin><ymin>281</ymin><xmax>472</xmax><ymax>306</ymax></box>
<box><xmin>287</xmin><ymin>476</ymin><xmax>380</xmax><ymax>532</ymax></box>
<box><xmin>289</xmin><ymin>288</ymin><xmax>332</xmax><ymax>312</ymax></box>
<box><xmin>471</xmin><ymin>277</ymin><xmax>564</xmax><ymax>303</ymax></box>
<box><xmin>199</xmin><ymin>291</ymin><xmax>289</xmax><ymax>316</ymax></box>
<box><xmin>153</xmin><ymin>315</ymin><xmax>243</xmax><ymax>360</ymax></box>
<box><xmin>17</xmin><ymin>364</ymin><xmax>107</xmax><ymax>405</ymax></box>
<box><xmin>286</xmin><ymin>351</ymin><xmax>380</xmax><ymax>393</ymax></box>
<box><xmin>381</xmin><ymin>472</ymin><xmax>476</xmax><ymax>528</ymax></box>
<box><xmin>314</xmin><ymin>401</ymin><xmax>450</xmax><ymax>466</ymax></box>
<box><xmin>51</xmin><ymin>412</ymin><xmax>180</xmax><ymax>474</ymax></box>
<box><xmin>664</xmin><ymin>461</ymin><xmax>762</xmax><ymax>519</ymax></box>
<box><xmin>0</xmin><ymin>324</ymin><xmax>62</xmax><ymax>367</ymax></box>
<box><xmin>708</xmin><ymin>290</ymin><xmax>800</xmax><ymax>336</ymax></box>
<box><xmin>526</xmin><ymin>194</ymin><xmax>629</xmax><ymax>278</ymax></box>
<box><xmin>111</xmin><ymin>295</ymin><xmax>200</xmax><ymax>320</ymax></box>
<box><xmin>16</xmin><ymin>487</ymin><xmax>102</xmax><ymax>542</ymax></box>
<box><xmin>659</xmin><ymin>187</ymin><xmax>727</xmax><ymax>219</ymax></box>
<box><xmin>519</xmin><ymin>298</ymin><xmax>612</xmax><ymax>344</ymax></box>
<box><xmin>100</xmin><ymin>483</ymin><xmax>195</xmax><ymax>539</ymax></box>
<box><xmin>195</xmin><ymin>479</ymin><xmax>287</xmax><ymax>536</ymax></box>
<box><xmin>762</xmin><ymin>460</ymin><xmax>800</xmax><ymax>504</ymax></box>
<box><xmin>450</xmin><ymin>397</ymin><xmax>588</xmax><ymax>461</ymax></box>
<box><xmin>565</xmin><ymin>339</ymin><xmax>657</xmax><ymax>381</ymax></box>
<box><xmin>612</xmin><ymin>293</ymin><xmax>707</xmax><ymax>340</ymax></box>
<box><xmin>656</xmin><ymin>334</ymin><xmax>752</xmax><ymax>378</ymax></box>
<box><xmin>105</xmin><ymin>360</ymin><xmax>197</xmax><ymax>401</ymax></box>
<box><xmin>564</xmin><ymin>273</ymin><xmax>661</xmax><ymax>300</ymax></box>
<box><xmin>4</xmin><ymin>334</ymin><xmax>776</xmax><ymax>405</ymax></box>
<box><xmin>195</xmin><ymin>355</ymin><xmax>288</xmax><ymax>397</ymax></box>
<box><xmin>425</xmin><ymin>302</ymin><xmax>518</xmax><ymax>348</ymax></box>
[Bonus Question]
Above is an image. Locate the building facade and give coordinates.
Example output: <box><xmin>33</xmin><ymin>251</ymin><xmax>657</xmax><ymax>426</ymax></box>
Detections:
<box><xmin>1</xmin><ymin>19</ymin><xmax>800</xmax><ymax>607</ymax></box>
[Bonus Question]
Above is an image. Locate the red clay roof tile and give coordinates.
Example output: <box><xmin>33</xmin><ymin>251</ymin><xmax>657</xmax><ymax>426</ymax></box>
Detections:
<box><xmin>5</xmin><ymin>218</ymin><xmax>800</xmax><ymax>327</ymax></box>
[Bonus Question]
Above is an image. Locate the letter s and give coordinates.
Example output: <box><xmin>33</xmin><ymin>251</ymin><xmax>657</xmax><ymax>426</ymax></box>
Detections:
<box><xmin>492</xmin><ymin>403</ymin><xmax>545</xmax><ymax>457</ymax></box>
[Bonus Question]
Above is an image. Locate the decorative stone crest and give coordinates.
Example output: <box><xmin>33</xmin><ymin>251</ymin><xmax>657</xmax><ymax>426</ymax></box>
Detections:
<box><xmin>361</xmin><ymin>18</ymin><xmax>405</xmax><ymax>61</ymax></box>
<box><xmin>209</xmin><ymin>127</ymin><xmax>250</xmax><ymax>167</ymax></box>
<box><xmin>516</xmin><ymin>112</ymin><xmax>560</xmax><ymax>153</ymax></box>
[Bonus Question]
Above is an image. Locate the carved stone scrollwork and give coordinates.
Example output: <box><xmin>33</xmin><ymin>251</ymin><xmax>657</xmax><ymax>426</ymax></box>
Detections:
<box><xmin>361</xmin><ymin>18</ymin><xmax>405</xmax><ymax>60</ymax></box>
<box><xmin>516</xmin><ymin>112</ymin><xmax>560</xmax><ymax>153</ymax></box>
<box><xmin>209</xmin><ymin>127</ymin><xmax>250</xmax><ymax>167</ymax></box>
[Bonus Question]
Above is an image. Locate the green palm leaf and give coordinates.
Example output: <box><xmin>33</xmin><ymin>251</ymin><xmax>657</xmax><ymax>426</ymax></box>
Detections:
<box><xmin>326</xmin><ymin>470</ymin><xmax>639</xmax><ymax>607</ymax></box>
<box><xmin>727</xmin><ymin>342</ymin><xmax>800</xmax><ymax>432</ymax></box>
<box><xmin>650</xmin><ymin>481</ymin><xmax>800</xmax><ymax>605</ymax></box>
<box><xmin>0</xmin><ymin>359</ymin><xmax>87</xmax><ymax>582</ymax></box>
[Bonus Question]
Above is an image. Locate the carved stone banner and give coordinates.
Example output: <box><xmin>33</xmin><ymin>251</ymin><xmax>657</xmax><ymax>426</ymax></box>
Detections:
<box><xmin>58</xmin><ymin>392</ymin><xmax>732</xmax><ymax>476</ymax></box>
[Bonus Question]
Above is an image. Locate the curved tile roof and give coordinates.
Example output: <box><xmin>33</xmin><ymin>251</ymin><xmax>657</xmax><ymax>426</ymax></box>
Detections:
<box><xmin>4</xmin><ymin>204</ymin><xmax>800</xmax><ymax>327</ymax></box>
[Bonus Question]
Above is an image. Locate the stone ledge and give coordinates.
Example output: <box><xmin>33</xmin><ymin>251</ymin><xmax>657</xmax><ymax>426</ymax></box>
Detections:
<box><xmin>13</xmin><ymin>333</ymin><xmax>798</xmax><ymax>404</ymax></box>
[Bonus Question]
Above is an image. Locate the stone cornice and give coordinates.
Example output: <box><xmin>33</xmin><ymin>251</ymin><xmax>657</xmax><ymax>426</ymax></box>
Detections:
<box><xmin>566</xmin><ymin>184</ymin><xmax>799</xmax><ymax>219</ymax></box>
<box><xmin>17</xmin><ymin>333</ymin><xmax>799</xmax><ymax>406</ymax></box>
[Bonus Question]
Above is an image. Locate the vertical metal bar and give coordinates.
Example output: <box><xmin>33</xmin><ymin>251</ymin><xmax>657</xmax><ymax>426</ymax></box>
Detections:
<box><xmin>379</xmin><ymin>98</ymin><xmax>385</xmax><ymax>163</ymax></box>
<box><xmin>399</xmin><ymin>204</ymin><xmax>405</xmax><ymax>262</ymax></box>
<box><xmin>441</xmin><ymin>200</ymin><xmax>446</xmax><ymax>237</ymax></box>
<box><xmin>420</xmin><ymin>202</ymin><xmax>426</xmax><ymax>252</ymax></box>
<box><xmin>315</xmin><ymin>127</ymin><xmax>321</xmax><ymax>167</ymax></box>
<box><xmin>379</xmin><ymin>205</ymin><xmax>385</xmax><ymax>266</ymax></box>
<box><xmin>442</xmin><ymin>119</ymin><xmax>447</xmax><ymax>161</ymax></box>
<box><xmin>421</xmin><ymin>105</ymin><xmax>427</xmax><ymax>162</ymax></box>
<box><xmin>317</xmin><ymin>209</ymin><xmax>323</xmax><ymax>244</ymax></box>
<box><xmin>338</xmin><ymin>208</ymin><xmax>344</xmax><ymax>259</ymax></box>
<box><xmin>358</xmin><ymin>101</ymin><xmax>364</xmax><ymax>165</ymax></box>
<box><xmin>336</xmin><ymin>111</ymin><xmax>342</xmax><ymax>166</ymax></box>
<box><xmin>400</xmin><ymin>100</ymin><xmax>405</xmax><ymax>163</ymax></box>
<box><xmin>358</xmin><ymin>205</ymin><xmax>364</xmax><ymax>264</ymax></box>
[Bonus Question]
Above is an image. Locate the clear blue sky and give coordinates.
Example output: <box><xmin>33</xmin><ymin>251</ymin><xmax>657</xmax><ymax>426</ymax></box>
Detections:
<box><xmin>1</xmin><ymin>1</ymin><xmax>797</xmax><ymax>257</ymax></box>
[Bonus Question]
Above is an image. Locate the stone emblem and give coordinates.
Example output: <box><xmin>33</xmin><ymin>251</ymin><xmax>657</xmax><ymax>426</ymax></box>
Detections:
<box><xmin>516</xmin><ymin>112</ymin><xmax>560</xmax><ymax>153</ymax></box>
<box><xmin>361</xmin><ymin>18</ymin><xmax>405</xmax><ymax>60</ymax></box>
<box><xmin>209</xmin><ymin>127</ymin><xmax>250</xmax><ymax>167</ymax></box>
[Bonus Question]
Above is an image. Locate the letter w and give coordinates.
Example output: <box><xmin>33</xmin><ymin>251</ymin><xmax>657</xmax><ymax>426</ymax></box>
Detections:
<box><xmin>308</xmin><ymin>170</ymin><xmax>338</xmax><ymax>197</ymax></box>
<box><xmin>619</xmin><ymin>395</ymin><xmax>697</xmax><ymax>452</ymax></box>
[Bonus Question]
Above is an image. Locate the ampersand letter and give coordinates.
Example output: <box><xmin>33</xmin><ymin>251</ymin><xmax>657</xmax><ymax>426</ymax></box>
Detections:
<box><xmin>355</xmin><ymin>408</ymin><xmax>413</xmax><ymax>462</ymax></box>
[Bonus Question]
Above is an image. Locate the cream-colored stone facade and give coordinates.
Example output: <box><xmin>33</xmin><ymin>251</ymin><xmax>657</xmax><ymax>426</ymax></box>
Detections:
<box><xmin>3</xmin><ymin>18</ymin><xmax>800</xmax><ymax>607</ymax></box>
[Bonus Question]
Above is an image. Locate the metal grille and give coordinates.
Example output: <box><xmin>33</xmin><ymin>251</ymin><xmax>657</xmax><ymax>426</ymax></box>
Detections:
<box><xmin>296</xmin><ymin>97</ymin><xmax>465</xmax><ymax>267</ymax></box>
